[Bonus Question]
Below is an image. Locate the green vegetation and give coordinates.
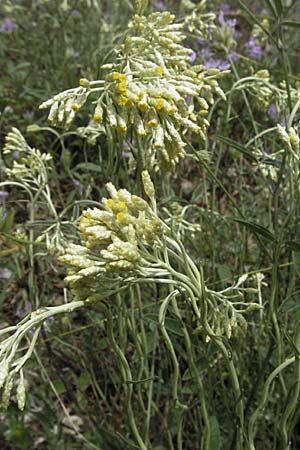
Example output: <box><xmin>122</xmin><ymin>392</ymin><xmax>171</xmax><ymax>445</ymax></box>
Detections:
<box><xmin>1</xmin><ymin>0</ymin><xmax>300</xmax><ymax>449</ymax></box>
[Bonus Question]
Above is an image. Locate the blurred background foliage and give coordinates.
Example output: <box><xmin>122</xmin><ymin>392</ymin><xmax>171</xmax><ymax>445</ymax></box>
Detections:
<box><xmin>1</xmin><ymin>0</ymin><xmax>300</xmax><ymax>449</ymax></box>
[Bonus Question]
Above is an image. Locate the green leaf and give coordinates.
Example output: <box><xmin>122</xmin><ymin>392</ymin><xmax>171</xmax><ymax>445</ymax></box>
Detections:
<box><xmin>98</xmin><ymin>337</ymin><xmax>110</xmax><ymax>350</ymax></box>
<box><xmin>234</xmin><ymin>219</ymin><xmax>277</xmax><ymax>242</ymax></box>
<box><xmin>209</xmin><ymin>416</ymin><xmax>221</xmax><ymax>450</ymax></box>
<box><xmin>236</xmin><ymin>1</ymin><xmax>276</xmax><ymax>44</ymax></box>
<box><xmin>52</xmin><ymin>379</ymin><xmax>66</xmax><ymax>394</ymax></box>
<box><xmin>293</xmin><ymin>251</ymin><xmax>300</xmax><ymax>278</ymax></box>
<box><xmin>264</xmin><ymin>0</ymin><xmax>279</xmax><ymax>17</ymax></box>
<box><xmin>216</xmin><ymin>135</ymin><xmax>258</xmax><ymax>162</ymax></box>
<box><xmin>280</xmin><ymin>290</ymin><xmax>300</xmax><ymax>313</ymax></box>
<box><xmin>77</xmin><ymin>371</ymin><xmax>91</xmax><ymax>392</ymax></box>
<box><xmin>273</xmin><ymin>0</ymin><xmax>283</xmax><ymax>16</ymax></box>
<box><xmin>182</xmin><ymin>359</ymin><xmax>208</xmax><ymax>380</ymax></box>
<box><xmin>217</xmin><ymin>264</ymin><xmax>232</xmax><ymax>282</ymax></box>
<box><xmin>145</xmin><ymin>313</ymin><xmax>184</xmax><ymax>336</ymax></box>
<box><xmin>285</xmin><ymin>240</ymin><xmax>300</xmax><ymax>253</ymax></box>
<box><xmin>0</xmin><ymin>209</ymin><xmax>14</xmax><ymax>234</ymax></box>
<box><xmin>282</xmin><ymin>20</ymin><xmax>300</xmax><ymax>28</ymax></box>
<box><xmin>75</xmin><ymin>162</ymin><xmax>103</xmax><ymax>173</ymax></box>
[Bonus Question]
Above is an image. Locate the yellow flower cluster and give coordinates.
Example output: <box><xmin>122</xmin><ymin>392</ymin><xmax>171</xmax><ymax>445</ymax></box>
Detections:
<box><xmin>39</xmin><ymin>10</ymin><xmax>227</xmax><ymax>171</ymax></box>
<box><xmin>61</xmin><ymin>174</ymin><xmax>162</xmax><ymax>298</ymax></box>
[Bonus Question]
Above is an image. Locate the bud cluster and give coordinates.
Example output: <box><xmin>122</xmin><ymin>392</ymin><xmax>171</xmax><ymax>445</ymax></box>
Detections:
<box><xmin>3</xmin><ymin>128</ymin><xmax>52</xmax><ymax>185</ymax></box>
<box><xmin>183</xmin><ymin>0</ymin><xmax>216</xmax><ymax>39</ymax></box>
<box><xmin>39</xmin><ymin>10</ymin><xmax>227</xmax><ymax>170</ymax></box>
<box><xmin>197</xmin><ymin>275</ymin><xmax>263</xmax><ymax>341</ymax></box>
<box><xmin>60</xmin><ymin>172</ymin><xmax>163</xmax><ymax>300</ymax></box>
<box><xmin>277</xmin><ymin>123</ymin><xmax>300</xmax><ymax>159</ymax></box>
<box><xmin>39</xmin><ymin>86</ymin><xmax>89</xmax><ymax>129</ymax></box>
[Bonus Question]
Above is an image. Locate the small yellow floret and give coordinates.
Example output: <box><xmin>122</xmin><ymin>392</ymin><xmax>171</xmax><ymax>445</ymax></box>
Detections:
<box><xmin>147</xmin><ymin>119</ymin><xmax>158</xmax><ymax>127</ymax></box>
<box><xmin>111</xmin><ymin>72</ymin><xmax>120</xmax><ymax>80</ymax></box>
<box><xmin>155</xmin><ymin>66</ymin><xmax>164</xmax><ymax>76</ymax></box>
<box><xmin>79</xmin><ymin>78</ymin><xmax>90</xmax><ymax>87</ymax></box>
<box><xmin>167</xmin><ymin>105</ymin><xmax>178</xmax><ymax>114</ymax></box>
<box><xmin>125</xmin><ymin>99</ymin><xmax>134</xmax><ymax>108</ymax></box>
<box><xmin>118</xmin><ymin>126</ymin><xmax>127</xmax><ymax>134</ymax></box>
<box><xmin>93</xmin><ymin>113</ymin><xmax>103</xmax><ymax>123</ymax></box>
<box><xmin>71</xmin><ymin>104</ymin><xmax>79</xmax><ymax>111</ymax></box>
<box><xmin>117</xmin><ymin>201</ymin><xmax>126</xmax><ymax>211</ymax></box>
<box><xmin>116</xmin><ymin>212</ymin><xmax>124</xmax><ymax>221</ymax></box>
<box><xmin>154</xmin><ymin>98</ymin><xmax>165</xmax><ymax>111</ymax></box>
<box><xmin>107</xmin><ymin>199</ymin><xmax>115</xmax><ymax>208</ymax></box>
<box><xmin>119</xmin><ymin>73</ymin><xmax>127</xmax><ymax>82</ymax></box>
<box><xmin>118</xmin><ymin>82</ymin><xmax>127</xmax><ymax>93</ymax></box>
<box><xmin>118</xmin><ymin>95</ymin><xmax>128</xmax><ymax>106</ymax></box>
<box><xmin>138</xmin><ymin>101</ymin><xmax>148</xmax><ymax>111</ymax></box>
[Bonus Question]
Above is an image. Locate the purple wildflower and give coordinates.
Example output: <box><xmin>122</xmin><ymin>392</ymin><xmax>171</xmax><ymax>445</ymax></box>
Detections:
<box><xmin>0</xmin><ymin>191</ymin><xmax>9</xmax><ymax>203</ymax></box>
<box><xmin>197</xmin><ymin>37</ymin><xmax>208</xmax><ymax>46</ymax></box>
<box><xmin>218</xmin><ymin>11</ymin><xmax>236</xmax><ymax>28</ymax></box>
<box><xmin>188</xmin><ymin>50</ymin><xmax>197</xmax><ymax>63</ymax></box>
<box><xmin>234</xmin><ymin>30</ymin><xmax>242</xmax><ymax>40</ymax></box>
<box><xmin>73</xmin><ymin>179</ymin><xmax>87</xmax><ymax>194</ymax></box>
<box><xmin>23</xmin><ymin>110</ymin><xmax>33</xmax><ymax>120</ymax></box>
<box><xmin>155</xmin><ymin>0</ymin><xmax>167</xmax><ymax>11</ymax></box>
<box><xmin>268</xmin><ymin>104</ymin><xmax>277</xmax><ymax>121</ymax></box>
<box><xmin>228</xmin><ymin>51</ymin><xmax>240</xmax><ymax>61</ymax></box>
<box><xmin>204</xmin><ymin>58</ymin><xmax>230</xmax><ymax>71</ymax></box>
<box><xmin>280</xmin><ymin>114</ymin><xmax>289</xmax><ymax>126</ymax></box>
<box><xmin>245</xmin><ymin>37</ymin><xmax>263</xmax><ymax>60</ymax></box>
<box><xmin>70</xmin><ymin>9</ymin><xmax>81</xmax><ymax>17</ymax></box>
<box><xmin>199</xmin><ymin>48</ymin><xmax>213</xmax><ymax>59</ymax></box>
<box><xmin>0</xmin><ymin>18</ymin><xmax>18</xmax><ymax>32</ymax></box>
<box><xmin>221</xmin><ymin>2</ymin><xmax>231</xmax><ymax>12</ymax></box>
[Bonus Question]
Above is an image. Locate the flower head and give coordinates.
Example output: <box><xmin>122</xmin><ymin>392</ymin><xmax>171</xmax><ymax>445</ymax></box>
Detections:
<box><xmin>60</xmin><ymin>176</ymin><xmax>163</xmax><ymax>301</ymax></box>
<box><xmin>245</xmin><ymin>37</ymin><xmax>263</xmax><ymax>60</ymax></box>
<box><xmin>0</xmin><ymin>18</ymin><xmax>18</xmax><ymax>33</ymax></box>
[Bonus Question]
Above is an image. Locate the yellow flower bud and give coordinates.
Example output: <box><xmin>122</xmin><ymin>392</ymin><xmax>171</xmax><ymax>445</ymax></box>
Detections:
<box><xmin>93</xmin><ymin>113</ymin><xmax>103</xmax><ymax>123</ymax></box>
<box><xmin>111</xmin><ymin>72</ymin><xmax>120</xmax><ymax>80</ymax></box>
<box><xmin>79</xmin><ymin>78</ymin><xmax>90</xmax><ymax>88</ymax></box>
<box><xmin>118</xmin><ymin>81</ymin><xmax>127</xmax><ymax>94</ymax></box>
<box><xmin>154</xmin><ymin>98</ymin><xmax>165</xmax><ymax>111</ymax></box>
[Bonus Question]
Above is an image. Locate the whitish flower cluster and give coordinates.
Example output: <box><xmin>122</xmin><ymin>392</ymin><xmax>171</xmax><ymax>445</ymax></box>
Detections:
<box><xmin>0</xmin><ymin>300</ymin><xmax>85</xmax><ymax>410</ymax></box>
<box><xmin>60</xmin><ymin>172</ymin><xmax>162</xmax><ymax>301</ymax></box>
<box><xmin>40</xmin><ymin>10</ymin><xmax>227</xmax><ymax>170</ymax></box>
<box><xmin>277</xmin><ymin>124</ymin><xmax>300</xmax><ymax>159</ymax></box>
<box><xmin>2</xmin><ymin>128</ymin><xmax>52</xmax><ymax>186</ymax></box>
<box><xmin>277</xmin><ymin>123</ymin><xmax>300</xmax><ymax>190</ymax></box>
<box><xmin>2</xmin><ymin>128</ymin><xmax>65</xmax><ymax>254</ymax></box>
<box><xmin>195</xmin><ymin>274</ymin><xmax>263</xmax><ymax>341</ymax></box>
<box><xmin>39</xmin><ymin>86</ymin><xmax>90</xmax><ymax>129</ymax></box>
<box><xmin>183</xmin><ymin>0</ymin><xmax>216</xmax><ymax>39</ymax></box>
<box><xmin>0</xmin><ymin>362</ymin><xmax>26</xmax><ymax>410</ymax></box>
<box><xmin>234</xmin><ymin>71</ymin><xmax>300</xmax><ymax>114</ymax></box>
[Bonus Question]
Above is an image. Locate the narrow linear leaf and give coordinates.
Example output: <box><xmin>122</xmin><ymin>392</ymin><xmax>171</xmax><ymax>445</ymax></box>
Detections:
<box><xmin>145</xmin><ymin>313</ymin><xmax>184</xmax><ymax>336</ymax></box>
<box><xmin>209</xmin><ymin>416</ymin><xmax>221</xmax><ymax>450</ymax></box>
<box><xmin>237</xmin><ymin>0</ymin><xmax>276</xmax><ymax>44</ymax></box>
<box><xmin>285</xmin><ymin>240</ymin><xmax>300</xmax><ymax>253</ymax></box>
<box><xmin>264</xmin><ymin>0</ymin><xmax>279</xmax><ymax>17</ymax></box>
<box><xmin>0</xmin><ymin>210</ymin><xmax>14</xmax><ymax>234</ymax></box>
<box><xmin>216</xmin><ymin>135</ymin><xmax>258</xmax><ymax>162</ymax></box>
<box><xmin>75</xmin><ymin>162</ymin><xmax>103</xmax><ymax>173</ymax></box>
<box><xmin>234</xmin><ymin>219</ymin><xmax>277</xmax><ymax>242</ymax></box>
<box><xmin>273</xmin><ymin>0</ymin><xmax>283</xmax><ymax>16</ymax></box>
<box><xmin>282</xmin><ymin>20</ymin><xmax>300</xmax><ymax>28</ymax></box>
